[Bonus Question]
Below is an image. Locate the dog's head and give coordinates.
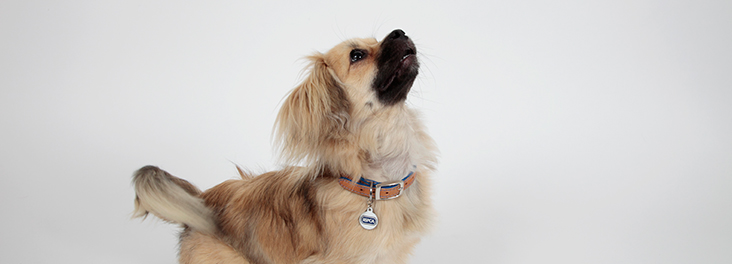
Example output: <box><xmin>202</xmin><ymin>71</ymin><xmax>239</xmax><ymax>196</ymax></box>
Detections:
<box><xmin>275</xmin><ymin>29</ymin><xmax>420</xmax><ymax>169</ymax></box>
<box><xmin>322</xmin><ymin>29</ymin><xmax>419</xmax><ymax>107</ymax></box>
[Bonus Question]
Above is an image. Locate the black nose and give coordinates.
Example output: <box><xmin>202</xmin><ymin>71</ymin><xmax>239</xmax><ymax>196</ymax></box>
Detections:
<box><xmin>388</xmin><ymin>29</ymin><xmax>407</xmax><ymax>40</ymax></box>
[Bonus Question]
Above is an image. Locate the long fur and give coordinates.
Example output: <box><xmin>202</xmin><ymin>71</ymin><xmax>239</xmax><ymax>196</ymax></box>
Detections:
<box><xmin>132</xmin><ymin>30</ymin><xmax>437</xmax><ymax>264</ymax></box>
<box><xmin>274</xmin><ymin>54</ymin><xmax>352</xmax><ymax>170</ymax></box>
<box><xmin>132</xmin><ymin>166</ymin><xmax>216</xmax><ymax>234</ymax></box>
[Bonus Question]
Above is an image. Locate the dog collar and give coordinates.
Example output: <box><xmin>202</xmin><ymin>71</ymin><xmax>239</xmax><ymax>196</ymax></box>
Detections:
<box><xmin>338</xmin><ymin>168</ymin><xmax>416</xmax><ymax>200</ymax></box>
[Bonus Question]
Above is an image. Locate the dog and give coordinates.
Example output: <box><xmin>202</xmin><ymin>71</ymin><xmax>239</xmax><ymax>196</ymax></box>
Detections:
<box><xmin>132</xmin><ymin>29</ymin><xmax>438</xmax><ymax>264</ymax></box>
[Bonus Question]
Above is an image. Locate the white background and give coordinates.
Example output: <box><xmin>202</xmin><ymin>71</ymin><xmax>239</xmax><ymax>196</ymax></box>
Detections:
<box><xmin>2</xmin><ymin>0</ymin><xmax>731</xmax><ymax>263</ymax></box>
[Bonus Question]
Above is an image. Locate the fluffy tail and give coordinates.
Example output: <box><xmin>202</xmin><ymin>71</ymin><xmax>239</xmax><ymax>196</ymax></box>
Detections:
<box><xmin>132</xmin><ymin>166</ymin><xmax>216</xmax><ymax>234</ymax></box>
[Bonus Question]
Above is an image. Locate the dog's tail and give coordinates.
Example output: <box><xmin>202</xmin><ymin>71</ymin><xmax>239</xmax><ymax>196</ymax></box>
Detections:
<box><xmin>132</xmin><ymin>166</ymin><xmax>216</xmax><ymax>234</ymax></box>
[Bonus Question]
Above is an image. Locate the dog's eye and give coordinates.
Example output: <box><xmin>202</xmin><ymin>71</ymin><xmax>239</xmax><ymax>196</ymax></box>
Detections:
<box><xmin>350</xmin><ymin>49</ymin><xmax>366</xmax><ymax>63</ymax></box>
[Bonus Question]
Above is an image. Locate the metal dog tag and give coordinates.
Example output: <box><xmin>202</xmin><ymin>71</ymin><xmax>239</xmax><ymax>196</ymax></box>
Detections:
<box><xmin>359</xmin><ymin>207</ymin><xmax>378</xmax><ymax>230</ymax></box>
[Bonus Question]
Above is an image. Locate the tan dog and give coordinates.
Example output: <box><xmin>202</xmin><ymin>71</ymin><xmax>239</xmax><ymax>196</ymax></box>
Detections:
<box><xmin>132</xmin><ymin>29</ymin><xmax>438</xmax><ymax>264</ymax></box>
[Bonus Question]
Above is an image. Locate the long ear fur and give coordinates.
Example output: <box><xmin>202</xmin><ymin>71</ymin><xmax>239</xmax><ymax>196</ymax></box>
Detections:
<box><xmin>275</xmin><ymin>54</ymin><xmax>351</xmax><ymax>167</ymax></box>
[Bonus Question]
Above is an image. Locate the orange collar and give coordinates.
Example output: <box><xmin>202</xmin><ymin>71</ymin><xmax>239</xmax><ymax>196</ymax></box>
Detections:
<box><xmin>338</xmin><ymin>169</ymin><xmax>416</xmax><ymax>200</ymax></box>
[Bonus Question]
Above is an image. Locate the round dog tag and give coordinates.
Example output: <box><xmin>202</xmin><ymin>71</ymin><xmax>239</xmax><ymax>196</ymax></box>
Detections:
<box><xmin>359</xmin><ymin>207</ymin><xmax>378</xmax><ymax>230</ymax></box>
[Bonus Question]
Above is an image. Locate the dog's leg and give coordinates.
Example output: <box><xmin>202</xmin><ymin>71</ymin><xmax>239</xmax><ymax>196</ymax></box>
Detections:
<box><xmin>179</xmin><ymin>230</ymin><xmax>250</xmax><ymax>264</ymax></box>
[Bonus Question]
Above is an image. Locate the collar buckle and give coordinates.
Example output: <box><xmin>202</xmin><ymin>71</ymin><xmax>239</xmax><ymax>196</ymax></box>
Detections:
<box><xmin>374</xmin><ymin>181</ymin><xmax>405</xmax><ymax>200</ymax></box>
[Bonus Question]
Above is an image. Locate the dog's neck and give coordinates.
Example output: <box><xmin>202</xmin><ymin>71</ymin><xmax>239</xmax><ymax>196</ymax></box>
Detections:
<box><xmin>355</xmin><ymin>105</ymin><xmax>435</xmax><ymax>182</ymax></box>
<box><xmin>361</xmin><ymin>155</ymin><xmax>412</xmax><ymax>182</ymax></box>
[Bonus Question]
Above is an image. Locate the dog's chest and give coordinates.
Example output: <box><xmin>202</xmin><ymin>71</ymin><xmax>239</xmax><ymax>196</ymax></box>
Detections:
<box><xmin>321</xmin><ymin>198</ymin><xmax>425</xmax><ymax>263</ymax></box>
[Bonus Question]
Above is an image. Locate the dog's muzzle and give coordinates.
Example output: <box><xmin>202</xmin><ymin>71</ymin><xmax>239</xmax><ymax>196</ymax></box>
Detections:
<box><xmin>372</xmin><ymin>29</ymin><xmax>420</xmax><ymax>106</ymax></box>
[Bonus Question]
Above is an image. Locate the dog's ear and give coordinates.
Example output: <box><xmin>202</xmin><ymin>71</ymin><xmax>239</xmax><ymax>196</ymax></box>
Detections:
<box><xmin>275</xmin><ymin>53</ymin><xmax>350</xmax><ymax>165</ymax></box>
